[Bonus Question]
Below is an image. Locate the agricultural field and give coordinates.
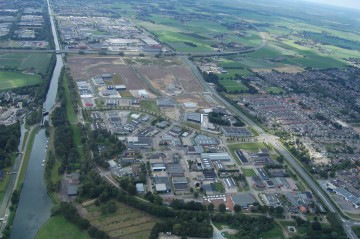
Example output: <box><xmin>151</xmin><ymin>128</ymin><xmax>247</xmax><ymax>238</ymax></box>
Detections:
<box><xmin>0</xmin><ymin>71</ymin><xmax>42</xmax><ymax>90</ymax></box>
<box><xmin>108</xmin><ymin>1</ymin><xmax>263</xmax><ymax>53</ymax></box>
<box><xmin>0</xmin><ymin>53</ymin><xmax>53</xmax><ymax>74</ymax></box>
<box><xmin>36</xmin><ymin>216</ymin><xmax>90</xmax><ymax>239</ymax></box>
<box><xmin>219</xmin><ymin>80</ymin><xmax>248</xmax><ymax>93</ymax></box>
<box><xmin>84</xmin><ymin>201</ymin><xmax>160</xmax><ymax>239</ymax></box>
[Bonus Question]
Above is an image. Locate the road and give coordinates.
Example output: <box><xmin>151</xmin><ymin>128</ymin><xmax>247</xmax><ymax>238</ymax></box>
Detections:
<box><xmin>182</xmin><ymin>57</ymin><xmax>359</xmax><ymax>239</ymax></box>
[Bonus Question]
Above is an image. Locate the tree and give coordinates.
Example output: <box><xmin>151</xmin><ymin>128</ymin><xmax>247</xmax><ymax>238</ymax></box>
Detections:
<box><xmin>107</xmin><ymin>201</ymin><xmax>117</xmax><ymax>213</ymax></box>
<box><xmin>208</xmin><ymin>203</ymin><xmax>215</xmax><ymax>212</ymax></box>
<box><xmin>311</xmin><ymin>221</ymin><xmax>322</xmax><ymax>231</ymax></box>
<box><xmin>218</xmin><ymin>203</ymin><xmax>226</xmax><ymax>213</ymax></box>
<box><xmin>234</xmin><ymin>204</ymin><xmax>241</xmax><ymax>213</ymax></box>
<box><xmin>275</xmin><ymin>206</ymin><xmax>284</xmax><ymax>216</ymax></box>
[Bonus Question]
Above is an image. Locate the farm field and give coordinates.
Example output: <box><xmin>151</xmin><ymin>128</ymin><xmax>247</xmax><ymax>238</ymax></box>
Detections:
<box><xmin>219</xmin><ymin>80</ymin><xmax>249</xmax><ymax>93</ymax></box>
<box><xmin>84</xmin><ymin>201</ymin><xmax>160</xmax><ymax>239</ymax></box>
<box><xmin>0</xmin><ymin>53</ymin><xmax>53</xmax><ymax>74</ymax></box>
<box><xmin>0</xmin><ymin>71</ymin><xmax>42</xmax><ymax>90</ymax></box>
<box><xmin>35</xmin><ymin>216</ymin><xmax>90</xmax><ymax>239</ymax></box>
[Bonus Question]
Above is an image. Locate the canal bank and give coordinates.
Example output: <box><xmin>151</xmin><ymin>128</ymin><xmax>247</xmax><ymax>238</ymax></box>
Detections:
<box><xmin>9</xmin><ymin>0</ymin><xmax>64</xmax><ymax>237</ymax></box>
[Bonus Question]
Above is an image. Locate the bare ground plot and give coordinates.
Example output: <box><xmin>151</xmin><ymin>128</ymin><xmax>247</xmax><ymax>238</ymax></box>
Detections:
<box><xmin>84</xmin><ymin>201</ymin><xmax>159</xmax><ymax>239</ymax></box>
<box><xmin>161</xmin><ymin>107</ymin><xmax>181</xmax><ymax>121</ymax></box>
<box><xmin>175</xmin><ymin>94</ymin><xmax>214</xmax><ymax>109</ymax></box>
<box><xmin>67</xmin><ymin>56</ymin><xmax>124</xmax><ymax>80</ymax></box>
<box><xmin>115</xmin><ymin>67</ymin><xmax>146</xmax><ymax>90</ymax></box>
<box><xmin>171</xmin><ymin>66</ymin><xmax>203</xmax><ymax>93</ymax></box>
<box><xmin>137</xmin><ymin>67</ymin><xmax>179</xmax><ymax>95</ymax></box>
<box><xmin>67</xmin><ymin>56</ymin><xmax>146</xmax><ymax>91</ymax></box>
<box><xmin>332</xmin><ymin>194</ymin><xmax>360</xmax><ymax>213</ymax></box>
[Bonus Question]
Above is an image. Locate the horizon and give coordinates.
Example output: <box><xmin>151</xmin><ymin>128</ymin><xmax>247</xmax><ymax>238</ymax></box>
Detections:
<box><xmin>303</xmin><ymin>0</ymin><xmax>360</xmax><ymax>10</ymax></box>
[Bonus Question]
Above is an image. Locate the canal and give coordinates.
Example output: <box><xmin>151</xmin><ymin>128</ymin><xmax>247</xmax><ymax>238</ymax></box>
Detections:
<box><xmin>10</xmin><ymin>0</ymin><xmax>63</xmax><ymax>237</ymax></box>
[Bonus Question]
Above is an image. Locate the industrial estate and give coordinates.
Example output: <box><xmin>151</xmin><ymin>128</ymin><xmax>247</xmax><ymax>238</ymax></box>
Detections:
<box><xmin>0</xmin><ymin>0</ymin><xmax>359</xmax><ymax>238</ymax></box>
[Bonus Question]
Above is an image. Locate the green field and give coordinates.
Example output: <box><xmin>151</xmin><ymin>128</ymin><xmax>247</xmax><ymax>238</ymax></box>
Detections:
<box><xmin>353</xmin><ymin>226</ymin><xmax>360</xmax><ymax>237</ymax></box>
<box><xmin>36</xmin><ymin>216</ymin><xmax>90</xmax><ymax>239</ymax></box>
<box><xmin>259</xmin><ymin>223</ymin><xmax>284</xmax><ymax>239</ymax></box>
<box><xmin>214</xmin><ymin>181</ymin><xmax>225</xmax><ymax>193</ymax></box>
<box><xmin>265</xmin><ymin>87</ymin><xmax>285</xmax><ymax>94</ymax></box>
<box><xmin>140</xmin><ymin>99</ymin><xmax>160</xmax><ymax>113</ymax></box>
<box><xmin>228</xmin><ymin>143</ymin><xmax>268</xmax><ymax>152</ymax></box>
<box><xmin>0</xmin><ymin>71</ymin><xmax>42</xmax><ymax>90</ymax></box>
<box><xmin>0</xmin><ymin>53</ymin><xmax>53</xmax><ymax>74</ymax></box>
<box><xmin>219</xmin><ymin>80</ymin><xmax>249</xmax><ymax>92</ymax></box>
<box><xmin>241</xmin><ymin>168</ymin><xmax>257</xmax><ymax>177</ymax></box>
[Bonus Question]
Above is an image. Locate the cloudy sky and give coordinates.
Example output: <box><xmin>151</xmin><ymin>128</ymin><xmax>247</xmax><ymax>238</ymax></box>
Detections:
<box><xmin>305</xmin><ymin>0</ymin><xmax>360</xmax><ymax>10</ymax></box>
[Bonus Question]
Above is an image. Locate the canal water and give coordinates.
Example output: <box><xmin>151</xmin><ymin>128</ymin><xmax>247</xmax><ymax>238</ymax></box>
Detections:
<box><xmin>10</xmin><ymin>0</ymin><xmax>63</xmax><ymax>237</ymax></box>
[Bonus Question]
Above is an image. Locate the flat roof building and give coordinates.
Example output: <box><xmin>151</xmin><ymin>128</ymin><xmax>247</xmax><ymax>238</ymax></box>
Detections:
<box><xmin>194</xmin><ymin>135</ymin><xmax>219</xmax><ymax>146</ymax></box>
<box><xmin>231</xmin><ymin>193</ymin><xmax>256</xmax><ymax>209</ymax></box>
<box><xmin>172</xmin><ymin>177</ymin><xmax>188</xmax><ymax>191</ymax></box>
<box><xmin>201</xmin><ymin>153</ymin><xmax>231</xmax><ymax>161</ymax></box>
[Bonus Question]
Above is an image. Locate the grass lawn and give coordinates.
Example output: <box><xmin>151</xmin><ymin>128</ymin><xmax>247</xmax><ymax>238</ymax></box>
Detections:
<box><xmin>219</xmin><ymin>80</ymin><xmax>249</xmax><ymax>92</ymax></box>
<box><xmin>16</xmin><ymin>126</ymin><xmax>39</xmax><ymax>189</ymax></box>
<box><xmin>36</xmin><ymin>216</ymin><xmax>90</xmax><ymax>239</ymax></box>
<box><xmin>0</xmin><ymin>174</ymin><xmax>10</xmax><ymax>203</ymax></box>
<box><xmin>265</xmin><ymin>87</ymin><xmax>284</xmax><ymax>94</ymax></box>
<box><xmin>241</xmin><ymin>168</ymin><xmax>256</xmax><ymax>177</ymax></box>
<box><xmin>0</xmin><ymin>71</ymin><xmax>42</xmax><ymax>90</ymax></box>
<box><xmin>259</xmin><ymin>223</ymin><xmax>284</xmax><ymax>239</ymax></box>
<box><xmin>228</xmin><ymin>142</ymin><xmax>267</xmax><ymax>152</ymax></box>
<box><xmin>353</xmin><ymin>226</ymin><xmax>360</xmax><ymax>237</ymax></box>
<box><xmin>140</xmin><ymin>99</ymin><xmax>160</xmax><ymax>113</ymax></box>
<box><xmin>214</xmin><ymin>181</ymin><xmax>225</xmax><ymax>193</ymax></box>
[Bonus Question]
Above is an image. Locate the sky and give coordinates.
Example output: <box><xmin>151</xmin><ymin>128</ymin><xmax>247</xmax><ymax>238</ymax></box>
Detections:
<box><xmin>305</xmin><ymin>0</ymin><xmax>360</xmax><ymax>10</ymax></box>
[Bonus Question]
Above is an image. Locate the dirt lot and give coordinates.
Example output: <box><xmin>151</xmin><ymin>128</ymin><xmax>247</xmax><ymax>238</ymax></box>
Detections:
<box><xmin>67</xmin><ymin>56</ymin><xmax>145</xmax><ymax>90</ymax></box>
<box><xmin>171</xmin><ymin>66</ymin><xmax>203</xmax><ymax>93</ymax></box>
<box><xmin>137</xmin><ymin>67</ymin><xmax>180</xmax><ymax>95</ymax></box>
<box><xmin>175</xmin><ymin>94</ymin><xmax>214</xmax><ymax>109</ymax></box>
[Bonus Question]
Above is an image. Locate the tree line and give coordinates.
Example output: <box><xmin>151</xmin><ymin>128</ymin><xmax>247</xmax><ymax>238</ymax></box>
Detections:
<box><xmin>0</xmin><ymin>122</ymin><xmax>20</xmax><ymax>169</ymax></box>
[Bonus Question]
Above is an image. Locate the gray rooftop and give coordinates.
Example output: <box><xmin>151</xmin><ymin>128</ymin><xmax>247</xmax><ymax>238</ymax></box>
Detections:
<box><xmin>231</xmin><ymin>193</ymin><xmax>256</xmax><ymax>208</ymax></box>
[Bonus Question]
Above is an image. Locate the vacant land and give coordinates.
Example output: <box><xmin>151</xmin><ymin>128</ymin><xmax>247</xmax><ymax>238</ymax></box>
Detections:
<box><xmin>0</xmin><ymin>71</ymin><xmax>42</xmax><ymax>90</ymax></box>
<box><xmin>140</xmin><ymin>100</ymin><xmax>160</xmax><ymax>113</ymax></box>
<box><xmin>84</xmin><ymin>201</ymin><xmax>160</xmax><ymax>239</ymax></box>
<box><xmin>36</xmin><ymin>216</ymin><xmax>90</xmax><ymax>239</ymax></box>
<box><xmin>0</xmin><ymin>53</ymin><xmax>53</xmax><ymax>74</ymax></box>
<box><xmin>228</xmin><ymin>142</ymin><xmax>268</xmax><ymax>152</ymax></box>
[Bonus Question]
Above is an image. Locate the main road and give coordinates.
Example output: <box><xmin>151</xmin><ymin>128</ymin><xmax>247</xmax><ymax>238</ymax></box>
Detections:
<box><xmin>182</xmin><ymin>57</ymin><xmax>359</xmax><ymax>239</ymax></box>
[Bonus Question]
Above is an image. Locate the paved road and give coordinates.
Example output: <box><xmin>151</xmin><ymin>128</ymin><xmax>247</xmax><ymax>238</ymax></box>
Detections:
<box><xmin>183</xmin><ymin>57</ymin><xmax>359</xmax><ymax>239</ymax></box>
<box><xmin>211</xmin><ymin>222</ymin><xmax>225</xmax><ymax>239</ymax></box>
